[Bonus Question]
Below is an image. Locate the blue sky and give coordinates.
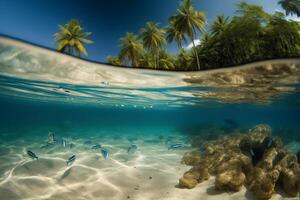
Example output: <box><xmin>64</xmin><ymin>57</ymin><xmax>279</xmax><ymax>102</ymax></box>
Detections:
<box><xmin>0</xmin><ymin>0</ymin><xmax>281</xmax><ymax>62</ymax></box>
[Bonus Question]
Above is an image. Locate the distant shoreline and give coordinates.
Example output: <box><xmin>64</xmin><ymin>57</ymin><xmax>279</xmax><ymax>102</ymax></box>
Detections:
<box><xmin>1</xmin><ymin>34</ymin><xmax>300</xmax><ymax>74</ymax></box>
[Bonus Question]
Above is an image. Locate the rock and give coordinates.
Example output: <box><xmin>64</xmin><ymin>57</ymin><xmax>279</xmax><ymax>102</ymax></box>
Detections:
<box><xmin>179</xmin><ymin>124</ymin><xmax>299</xmax><ymax>199</ymax></box>
<box><xmin>281</xmin><ymin>168</ymin><xmax>300</xmax><ymax>197</ymax></box>
<box><xmin>179</xmin><ymin>177</ymin><xmax>198</xmax><ymax>189</ymax></box>
<box><xmin>248</xmin><ymin>168</ymin><xmax>280</xmax><ymax>200</ymax></box>
<box><xmin>256</xmin><ymin>148</ymin><xmax>278</xmax><ymax>170</ymax></box>
<box><xmin>182</xmin><ymin>165</ymin><xmax>210</xmax><ymax>183</ymax></box>
<box><xmin>239</xmin><ymin>137</ymin><xmax>253</xmax><ymax>156</ymax></box>
<box><xmin>249</xmin><ymin>124</ymin><xmax>272</xmax><ymax>139</ymax></box>
<box><xmin>215</xmin><ymin>169</ymin><xmax>245</xmax><ymax>192</ymax></box>
<box><xmin>205</xmin><ymin>144</ymin><xmax>215</xmax><ymax>155</ymax></box>
<box><xmin>193</xmin><ymin>165</ymin><xmax>210</xmax><ymax>182</ymax></box>
<box><xmin>277</xmin><ymin>153</ymin><xmax>297</xmax><ymax>169</ymax></box>
<box><xmin>181</xmin><ymin>151</ymin><xmax>201</xmax><ymax>166</ymax></box>
<box><xmin>297</xmin><ymin>150</ymin><xmax>300</xmax><ymax>164</ymax></box>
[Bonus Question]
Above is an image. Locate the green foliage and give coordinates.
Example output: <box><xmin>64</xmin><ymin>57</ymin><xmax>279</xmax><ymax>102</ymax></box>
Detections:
<box><xmin>118</xmin><ymin>33</ymin><xmax>144</xmax><ymax>67</ymax></box>
<box><xmin>210</xmin><ymin>15</ymin><xmax>229</xmax><ymax>36</ymax></box>
<box><xmin>197</xmin><ymin>2</ymin><xmax>300</xmax><ymax>69</ymax></box>
<box><xmin>107</xmin><ymin>56</ymin><xmax>121</xmax><ymax>66</ymax></box>
<box><xmin>109</xmin><ymin>0</ymin><xmax>300</xmax><ymax>71</ymax></box>
<box><xmin>157</xmin><ymin>50</ymin><xmax>175</xmax><ymax>70</ymax></box>
<box><xmin>262</xmin><ymin>12</ymin><xmax>300</xmax><ymax>57</ymax></box>
<box><xmin>175</xmin><ymin>49</ymin><xmax>194</xmax><ymax>71</ymax></box>
<box><xmin>168</xmin><ymin>0</ymin><xmax>206</xmax><ymax>70</ymax></box>
<box><xmin>139</xmin><ymin>53</ymin><xmax>154</xmax><ymax>68</ymax></box>
<box><xmin>166</xmin><ymin>19</ymin><xmax>187</xmax><ymax>48</ymax></box>
<box><xmin>278</xmin><ymin>0</ymin><xmax>300</xmax><ymax>17</ymax></box>
<box><xmin>139</xmin><ymin>22</ymin><xmax>166</xmax><ymax>68</ymax></box>
<box><xmin>54</xmin><ymin>19</ymin><xmax>93</xmax><ymax>57</ymax></box>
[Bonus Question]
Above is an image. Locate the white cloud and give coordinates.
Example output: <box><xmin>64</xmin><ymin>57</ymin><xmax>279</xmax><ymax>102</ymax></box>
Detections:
<box><xmin>185</xmin><ymin>39</ymin><xmax>201</xmax><ymax>50</ymax></box>
<box><xmin>286</xmin><ymin>15</ymin><xmax>300</xmax><ymax>22</ymax></box>
<box><xmin>275</xmin><ymin>8</ymin><xmax>300</xmax><ymax>22</ymax></box>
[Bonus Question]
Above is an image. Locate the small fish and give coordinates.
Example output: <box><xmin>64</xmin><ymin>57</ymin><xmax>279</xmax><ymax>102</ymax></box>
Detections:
<box><xmin>101</xmin><ymin>149</ymin><xmax>109</xmax><ymax>160</ymax></box>
<box><xmin>66</xmin><ymin>155</ymin><xmax>76</xmax><ymax>166</ymax></box>
<box><xmin>250</xmin><ymin>148</ymin><xmax>255</xmax><ymax>156</ymax></box>
<box><xmin>61</xmin><ymin>138</ymin><xmax>67</xmax><ymax>147</ymax></box>
<box><xmin>127</xmin><ymin>144</ymin><xmax>137</xmax><ymax>154</ymax></box>
<box><xmin>91</xmin><ymin>144</ymin><xmax>102</xmax><ymax>149</ymax></box>
<box><xmin>27</xmin><ymin>150</ymin><xmax>38</xmax><ymax>160</ymax></box>
<box><xmin>48</xmin><ymin>132</ymin><xmax>55</xmax><ymax>144</ymax></box>
<box><xmin>168</xmin><ymin>143</ymin><xmax>183</xmax><ymax>150</ymax></box>
<box><xmin>263</xmin><ymin>137</ymin><xmax>273</xmax><ymax>148</ymax></box>
<box><xmin>69</xmin><ymin>143</ymin><xmax>75</xmax><ymax>149</ymax></box>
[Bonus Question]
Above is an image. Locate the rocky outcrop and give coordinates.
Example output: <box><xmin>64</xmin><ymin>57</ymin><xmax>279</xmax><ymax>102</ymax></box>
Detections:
<box><xmin>215</xmin><ymin>169</ymin><xmax>245</xmax><ymax>191</ymax></box>
<box><xmin>179</xmin><ymin>124</ymin><xmax>300</xmax><ymax>199</ymax></box>
<box><xmin>178</xmin><ymin>164</ymin><xmax>210</xmax><ymax>189</ymax></box>
<box><xmin>181</xmin><ymin>150</ymin><xmax>201</xmax><ymax>166</ymax></box>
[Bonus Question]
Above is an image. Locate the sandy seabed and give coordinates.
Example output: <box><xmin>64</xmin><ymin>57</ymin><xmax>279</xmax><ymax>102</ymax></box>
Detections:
<box><xmin>0</xmin><ymin>134</ymin><xmax>297</xmax><ymax>200</ymax></box>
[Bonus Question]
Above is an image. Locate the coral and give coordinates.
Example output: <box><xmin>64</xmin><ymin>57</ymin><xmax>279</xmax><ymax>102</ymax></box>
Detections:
<box><xmin>178</xmin><ymin>176</ymin><xmax>198</xmax><ymax>189</ymax></box>
<box><xmin>215</xmin><ymin>169</ymin><xmax>245</xmax><ymax>191</ymax></box>
<box><xmin>178</xmin><ymin>164</ymin><xmax>210</xmax><ymax>189</ymax></box>
<box><xmin>280</xmin><ymin>168</ymin><xmax>300</xmax><ymax>197</ymax></box>
<box><xmin>179</xmin><ymin>124</ymin><xmax>300</xmax><ymax>199</ymax></box>
<box><xmin>247</xmin><ymin>168</ymin><xmax>280</xmax><ymax>200</ymax></box>
<box><xmin>181</xmin><ymin>150</ymin><xmax>201</xmax><ymax>166</ymax></box>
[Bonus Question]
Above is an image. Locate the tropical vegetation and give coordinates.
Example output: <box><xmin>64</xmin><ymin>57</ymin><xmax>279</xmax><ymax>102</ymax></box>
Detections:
<box><xmin>106</xmin><ymin>0</ymin><xmax>300</xmax><ymax>71</ymax></box>
<box><xmin>278</xmin><ymin>0</ymin><xmax>300</xmax><ymax>17</ymax></box>
<box><xmin>54</xmin><ymin>19</ymin><xmax>93</xmax><ymax>57</ymax></box>
<box><xmin>53</xmin><ymin>1</ymin><xmax>300</xmax><ymax>71</ymax></box>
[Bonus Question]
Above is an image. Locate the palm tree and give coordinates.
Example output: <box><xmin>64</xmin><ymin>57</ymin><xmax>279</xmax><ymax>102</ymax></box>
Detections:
<box><xmin>166</xmin><ymin>19</ymin><xmax>187</xmax><ymax>48</ymax></box>
<box><xmin>169</xmin><ymin>0</ymin><xmax>206</xmax><ymax>70</ymax></box>
<box><xmin>54</xmin><ymin>19</ymin><xmax>93</xmax><ymax>57</ymax></box>
<box><xmin>118</xmin><ymin>32</ymin><xmax>144</xmax><ymax>67</ymax></box>
<box><xmin>107</xmin><ymin>56</ymin><xmax>121</xmax><ymax>66</ymax></box>
<box><xmin>139</xmin><ymin>53</ymin><xmax>154</xmax><ymax>68</ymax></box>
<box><xmin>157</xmin><ymin>50</ymin><xmax>175</xmax><ymax>70</ymax></box>
<box><xmin>175</xmin><ymin>49</ymin><xmax>192</xmax><ymax>70</ymax></box>
<box><xmin>278</xmin><ymin>0</ymin><xmax>300</xmax><ymax>17</ymax></box>
<box><xmin>139</xmin><ymin>22</ymin><xmax>166</xmax><ymax>69</ymax></box>
<box><xmin>210</xmin><ymin>15</ymin><xmax>229</xmax><ymax>36</ymax></box>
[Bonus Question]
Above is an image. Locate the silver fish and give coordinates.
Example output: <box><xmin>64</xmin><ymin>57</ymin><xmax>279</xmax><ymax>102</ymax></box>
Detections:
<box><xmin>48</xmin><ymin>132</ymin><xmax>55</xmax><ymax>144</ymax></box>
<box><xmin>101</xmin><ymin>149</ymin><xmax>109</xmax><ymax>160</ymax></box>
<box><xmin>250</xmin><ymin>149</ymin><xmax>255</xmax><ymax>156</ymax></box>
<box><xmin>168</xmin><ymin>143</ymin><xmax>183</xmax><ymax>150</ymax></box>
<box><xmin>27</xmin><ymin>150</ymin><xmax>38</xmax><ymax>160</ymax></box>
<box><xmin>61</xmin><ymin>138</ymin><xmax>67</xmax><ymax>147</ymax></box>
<box><xmin>66</xmin><ymin>155</ymin><xmax>76</xmax><ymax>166</ymax></box>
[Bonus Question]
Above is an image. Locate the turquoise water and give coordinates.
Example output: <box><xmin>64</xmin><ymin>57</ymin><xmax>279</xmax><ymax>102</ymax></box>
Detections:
<box><xmin>0</xmin><ymin>37</ymin><xmax>300</xmax><ymax>200</ymax></box>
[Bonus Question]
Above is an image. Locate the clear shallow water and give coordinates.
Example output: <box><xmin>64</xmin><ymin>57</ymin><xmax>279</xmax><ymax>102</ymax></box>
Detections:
<box><xmin>0</xmin><ymin>37</ymin><xmax>300</xmax><ymax>200</ymax></box>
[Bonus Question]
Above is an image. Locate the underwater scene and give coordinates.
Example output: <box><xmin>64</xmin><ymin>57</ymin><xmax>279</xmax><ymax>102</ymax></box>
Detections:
<box><xmin>1</xmin><ymin>0</ymin><xmax>300</xmax><ymax>199</ymax></box>
<box><xmin>0</xmin><ymin>37</ymin><xmax>300</xmax><ymax>200</ymax></box>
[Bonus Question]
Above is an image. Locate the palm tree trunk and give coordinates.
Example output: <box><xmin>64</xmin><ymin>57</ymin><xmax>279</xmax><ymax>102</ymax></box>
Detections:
<box><xmin>156</xmin><ymin>53</ymin><xmax>159</xmax><ymax>69</ymax></box>
<box><xmin>191</xmin><ymin>38</ymin><xmax>200</xmax><ymax>70</ymax></box>
<box><xmin>154</xmin><ymin>53</ymin><xmax>157</xmax><ymax>69</ymax></box>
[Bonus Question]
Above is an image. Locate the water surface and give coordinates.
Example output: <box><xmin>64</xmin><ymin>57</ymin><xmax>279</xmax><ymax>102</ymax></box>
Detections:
<box><xmin>0</xmin><ymin>37</ymin><xmax>299</xmax><ymax>200</ymax></box>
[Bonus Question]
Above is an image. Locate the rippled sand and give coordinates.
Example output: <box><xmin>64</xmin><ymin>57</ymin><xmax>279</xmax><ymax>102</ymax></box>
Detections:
<box><xmin>0</xmin><ymin>134</ymin><xmax>296</xmax><ymax>200</ymax></box>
